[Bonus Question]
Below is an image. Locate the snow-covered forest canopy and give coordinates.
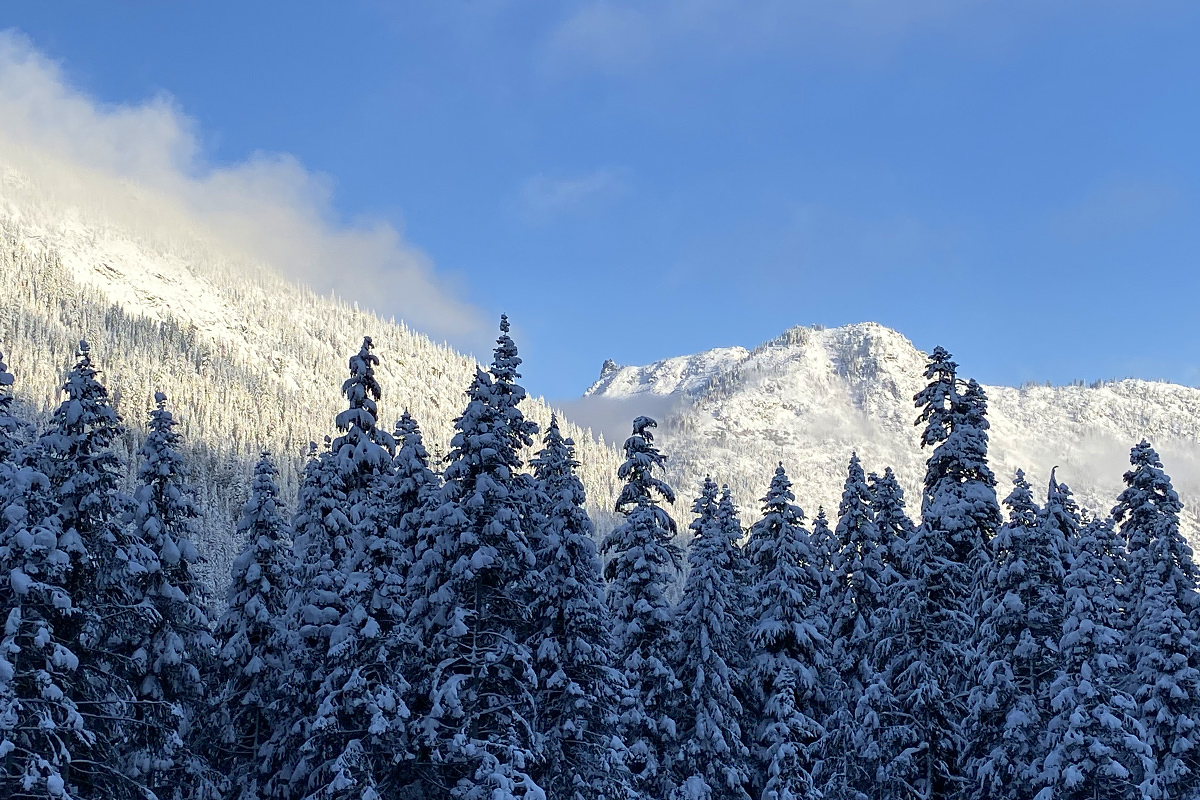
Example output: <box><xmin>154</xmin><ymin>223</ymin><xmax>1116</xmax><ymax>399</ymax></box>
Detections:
<box><xmin>3</xmin><ymin>306</ymin><xmax>1200</xmax><ymax>799</ymax></box>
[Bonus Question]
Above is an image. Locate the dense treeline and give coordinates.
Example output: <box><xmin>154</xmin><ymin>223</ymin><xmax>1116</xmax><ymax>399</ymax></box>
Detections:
<box><xmin>1</xmin><ymin>321</ymin><xmax>1198</xmax><ymax>800</ymax></box>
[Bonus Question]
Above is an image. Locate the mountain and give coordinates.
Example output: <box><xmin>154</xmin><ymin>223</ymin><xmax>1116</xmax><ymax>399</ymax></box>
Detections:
<box><xmin>581</xmin><ymin>322</ymin><xmax>1200</xmax><ymax>537</ymax></box>
<box><xmin>0</xmin><ymin>163</ymin><xmax>622</xmax><ymax>591</ymax></box>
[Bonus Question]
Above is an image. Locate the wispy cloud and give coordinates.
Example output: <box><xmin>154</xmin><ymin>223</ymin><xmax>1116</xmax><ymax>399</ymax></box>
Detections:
<box><xmin>0</xmin><ymin>31</ymin><xmax>486</xmax><ymax>348</ymax></box>
<box><xmin>517</xmin><ymin>168</ymin><xmax>627</xmax><ymax>223</ymax></box>
<box><xmin>540</xmin><ymin>0</ymin><xmax>1102</xmax><ymax>77</ymax></box>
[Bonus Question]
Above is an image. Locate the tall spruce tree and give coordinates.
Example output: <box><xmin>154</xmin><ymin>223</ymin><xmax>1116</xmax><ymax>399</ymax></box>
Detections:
<box><xmin>1038</xmin><ymin>516</ymin><xmax>1151</xmax><ymax>800</ymax></box>
<box><xmin>673</xmin><ymin>476</ymin><xmax>752</xmax><ymax>800</ymax></box>
<box><xmin>1113</xmin><ymin>441</ymin><xmax>1200</xmax><ymax>799</ymax></box>
<box><xmin>286</xmin><ymin>337</ymin><xmax>412</xmax><ymax>800</ymax></box>
<box><xmin>881</xmin><ymin>346</ymin><xmax>1001</xmax><ymax>800</ymax></box>
<box><xmin>34</xmin><ymin>342</ymin><xmax>150</xmax><ymax>798</ymax></box>
<box><xmin>213</xmin><ymin>452</ymin><xmax>295</xmax><ymax>800</ymax></box>
<box><xmin>818</xmin><ymin>453</ymin><xmax>890</xmax><ymax>800</ymax></box>
<box><xmin>527</xmin><ymin>416</ymin><xmax>631</xmax><ymax>800</ymax></box>
<box><xmin>0</xmin><ymin>443</ymin><xmax>96</xmax><ymax>799</ymax></box>
<box><xmin>407</xmin><ymin>317</ymin><xmax>541</xmax><ymax>800</ymax></box>
<box><xmin>127</xmin><ymin>391</ymin><xmax>218</xmax><ymax>798</ymax></box>
<box><xmin>967</xmin><ymin>470</ymin><xmax>1067</xmax><ymax>800</ymax></box>
<box><xmin>387</xmin><ymin>411</ymin><xmax>439</xmax><ymax>593</ymax></box>
<box><xmin>602</xmin><ymin>415</ymin><xmax>683</xmax><ymax>800</ymax></box>
<box><xmin>744</xmin><ymin>464</ymin><xmax>824</xmax><ymax>800</ymax></box>
<box><xmin>870</xmin><ymin>467</ymin><xmax>915</xmax><ymax>571</ymax></box>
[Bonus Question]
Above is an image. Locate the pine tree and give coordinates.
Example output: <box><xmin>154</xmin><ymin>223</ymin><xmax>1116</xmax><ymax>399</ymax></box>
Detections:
<box><xmin>284</xmin><ymin>337</ymin><xmax>412</xmax><ymax>800</ymax></box>
<box><xmin>744</xmin><ymin>464</ymin><xmax>823</xmax><ymax>800</ymax></box>
<box><xmin>870</xmin><ymin>467</ymin><xmax>915</xmax><ymax>571</ymax></box>
<box><xmin>818</xmin><ymin>453</ymin><xmax>890</xmax><ymax>800</ymax></box>
<box><xmin>0</xmin><ymin>348</ymin><xmax>21</xmax><ymax>462</ymax></box>
<box><xmin>887</xmin><ymin>347</ymin><xmax>1000</xmax><ymax>799</ymax></box>
<box><xmin>602</xmin><ymin>415</ymin><xmax>683</xmax><ymax>800</ymax></box>
<box><xmin>388</xmin><ymin>411</ymin><xmax>439</xmax><ymax>593</ymax></box>
<box><xmin>0</xmin><ymin>451</ymin><xmax>95</xmax><ymax>799</ymax></box>
<box><xmin>126</xmin><ymin>391</ymin><xmax>218</xmax><ymax>798</ymax></box>
<box><xmin>1038</xmin><ymin>516</ymin><xmax>1151</xmax><ymax>800</ymax></box>
<box><xmin>673</xmin><ymin>476</ymin><xmax>752</xmax><ymax>800</ymax></box>
<box><xmin>809</xmin><ymin>507</ymin><xmax>835</xmax><ymax>595</ymax></box>
<box><xmin>407</xmin><ymin>317</ymin><xmax>541</xmax><ymax>800</ymax></box>
<box><xmin>527</xmin><ymin>416</ymin><xmax>631</xmax><ymax>800</ymax></box>
<box><xmin>213</xmin><ymin>452</ymin><xmax>295</xmax><ymax>800</ymax></box>
<box><xmin>34</xmin><ymin>342</ymin><xmax>149</xmax><ymax>798</ymax></box>
<box><xmin>1113</xmin><ymin>441</ymin><xmax>1200</xmax><ymax>799</ymax></box>
<box><xmin>968</xmin><ymin>470</ymin><xmax>1067</xmax><ymax>800</ymax></box>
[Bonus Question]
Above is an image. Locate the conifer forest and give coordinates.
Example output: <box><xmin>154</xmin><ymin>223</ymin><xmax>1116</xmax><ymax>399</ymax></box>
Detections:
<box><xmin>2</xmin><ymin>316</ymin><xmax>1198</xmax><ymax>800</ymax></box>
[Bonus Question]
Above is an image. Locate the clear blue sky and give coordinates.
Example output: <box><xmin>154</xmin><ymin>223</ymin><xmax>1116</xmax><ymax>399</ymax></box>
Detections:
<box><xmin>5</xmin><ymin>1</ymin><xmax>1200</xmax><ymax>399</ymax></box>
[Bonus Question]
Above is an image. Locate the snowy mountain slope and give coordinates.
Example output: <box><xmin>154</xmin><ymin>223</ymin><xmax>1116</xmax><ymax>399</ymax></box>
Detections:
<box><xmin>582</xmin><ymin>322</ymin><xmax>1200</xmax><ymax>538</ymax></box>
<box><xmin>0</xmin><ymin>164</ymin><xmax>623</xmax><ymax>589</ymax></box>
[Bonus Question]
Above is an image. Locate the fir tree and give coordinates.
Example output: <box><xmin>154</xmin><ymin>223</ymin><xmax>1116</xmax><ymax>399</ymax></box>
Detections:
<box><xmin>818</xmin><ymin>453</ymin><xmax>890</xmax><ymax>800</ymax></box>
<box><xmin>968</xmin><ymin>470</ymin><xmax>1066</xmax><ymax>800</ymax></box>
<box><xmin>126</xmin><ymin>391</ymin><xmax>218</xmax><ymax>798</ymax></box>
<box><xmin>34</xmin><ymin>342</ymin><xmax>148</xmax><ymax>798</ymax></box>
<box><xmin>213</xmin><ymin>452</ymin><xmax>295</xmax><ymax>800</ymax></box>
<box><xmin>870</xmin><ymin>467</ymin><xmax>915</xmax><ymax>571</ymax></box>
<box><xmin>673</xmin><ymin>476</ymin><xmax>752</xmax><ymax>800</ymax></box>
<box><xmin>527</xmin><ymin>416</ymin><xmax>631</xmax><ymax>800</ymax></box>
<box><xmin>408</xmin><ymin>317</ymin><xmax>541</xmax><ymax>800</ymax></box>
<box><xmin>0</xmin><ymin>455</ymin><xmax>94</xmax><ymax>799</ymax></box>
<box><xmin>744</xmin><ymin>464</ymin><xmax>823</xmax><ymax>800</ymax></box>
<box><xmin>1038</xmin><ymin>517</ymin><xmax>1151</xmax><ymax>800</ymax></box>
<box><xmin>1113</xmin><ymin>441</ymin><xmax>1200</xmax><ymax>799</ymax></box>
<box><xmin>388</xmin><ymin>411</ymin><xmax>439</xmax><ymax>593</ymax></box>
<box><xmin>0</xmin><ymin>348</ymin><xmax>21</xmax><ymax>462</ymax></box>
<box><xmin>285</xmin><ymin>337</ymin><xmax>412</xmax><ymax>800</ymax></box>
<box><xmin>602</xmin><ymin>415</ymin><xmax>683</xmax><ymax>800</ymax></box>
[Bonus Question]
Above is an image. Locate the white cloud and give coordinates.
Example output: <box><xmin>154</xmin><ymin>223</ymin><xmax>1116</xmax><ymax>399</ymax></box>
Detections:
<box><xmin>0</xmin><ymin>31</ymin><xmax>486</xmax><ymax>348</ymax></box>
<box><xmin>518</xmin><ymin>168</ymin><xmax>626</xmax><ymax>222</ymax></box>
<box><xmin>540</xmin><ymin>0</ymin><xmax>1116</xmax><ymax>77</ymax></box>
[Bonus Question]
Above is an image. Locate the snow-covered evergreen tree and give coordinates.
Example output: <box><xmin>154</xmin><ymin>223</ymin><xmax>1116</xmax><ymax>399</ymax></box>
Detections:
<box><xmin>0</xmin><ymin>348</ymin><xmax>21</xmax><ymax>462</ymax></box>
<box><xmin>870</xmin><ymin>467</ymin><xmax>915</xmax><ymax>571</ymax></box>
<box><xmin>126</xmin><ymin>390</ymin><xmax>218</xmax><ymax>797</ymax></box>
<box><xmin>388</xmin><ymin>410</ymin><xmax>439</xmax><ymax>592</ymax></box>
<box><xmin>884</xmin><ymin>348</ymin><xmax>1000</xmax><ymax>799</ymax></box>
<box><xmin>744</xmin><ymin>464</ymin><xmax>823</xmax><ymax>800</ymax></box>
<box><xmin>526</xmin><ymin>416</ymin><xmax>631</xmax><ymax>800</ymax></box>
<box><xmin>818</xmin><ymin>453</ymin><xmax>890</xmax><ymax>800</ymax></box>
<box><xmin>1113</xmin><ymin>441</ymin><xmax>1200</xmax><ymax>799</ymax></box>
<box><xmin>0</xmin><ymin>453</ymin><xmax>95</xmax><ymax>799</ymax></box>
<box><xmin>672</xmin><ymin>476</ymin><xmax>752</xmax><ymax>800</ymax></box>
<box><xmin>282</xmin><ymin>337</ymin><xmax>413</xmax><ymax>800</ymax></box>
<box><xmin>407</xmin><ymin>317</ymin><xmax>541</xmax><ymax>800</ymax></box>
<box><xmin>809</xmin><ymin>507</ymin><xmax>835</xmax><ymax>596</ymax></box>
<box><xmin>1038</xmin><ymin>516</ymin><xmax>1151</xmax><ymax>800</ymax></box>
<box><xmin>33</xmin><ymin>342</ymin><xmax>149</xmax><ymax>798</ymax></box>
<box><xmin>602</xmin><ymin>415</ymin><xmax>683</xmax><ymax>800</ymax></box>
<box><xmin>967</xmin><ymin>470</ymin><xmax>1067</xmax><ymax>800</ymax></box>
<box><xmin>213</xmin><ymin>452</ymin><xmax>295</xmax><ymax>800</ymax></box>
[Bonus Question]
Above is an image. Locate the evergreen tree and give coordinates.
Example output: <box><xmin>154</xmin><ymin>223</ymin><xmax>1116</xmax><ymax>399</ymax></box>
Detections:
<box><xmin>744</xmin><ymin>464</ymin><xmax>823</xmax><ymax>800</ymax></box>
<box><xmin>284</xmin><ymin>337</ymin><xmax>412</xmax><ymax>800</ymax></box>
<box><xmin>0</xmin><ymin>452</ymin><xmax>95</xmax><ymax>799</ymax></box>
<box><xmin>407</xmin><ymin>317</ymin><xmax>541</xmax><ymax>800</ymax></box>
<box><xmin>0</xmin><ymin>348</ymin><xmax>21</xmax><ymax>462</ymax></box>
<box><xmin>886</xmin><ymin>347</ymin><xmax>1000</xmax><ymax>799</ymax></box>
<box><xmin>869</xmin><ymin>467</ymin><xmax>915</xmax><ymax>571</ymax></box>
<box><xmin>34</xmin><ymin>342</ymin><xmax>149</xmax><ymax>798</ymax></box>
<box><xmin>527</xmin><ymin>416</ymin><xmax>631</xmax><ymax>800</ymax></box>
<box><xmin>818</xmin><ymin>453</ymin><xmax>890</xmax><ymax>800</ymax></box>
<box><xmin>126</xmin><ymin>391</ymin><xmax>218</xmax><ymax>798</ymax></box>
<box><xmin>1038</xmin><ymin>516</ymin><xmax>1151</xmax><ymax>800</ymax></box>
<box><xmin>388</xmin><ymin>411</ymin><xmax>439</xmax><ymax>593</ymax></box>
<box><xmin>213</xmin><ymin>452</ymin><xmax>295</xmax><ymax>800</ymax></box>
<box><xmin>1113</xmin><ymin>441</ymin><xmax>1200</xmax><ymax>799</ymax></box>
<box><xmin>673</xmin><ymin>476</ymin><xmax>752</xmax><ymax>800</ymax></box>
<box><xmin>809</xmin><ymin>507</ymin><xmax>836</xmax><ymax>596</ymax></box>
<box><xmin>602</xmin><ymin>415</ymin><xmax>683</xmax><ymax>800</ymax></box>
<box><xmin>968</xmin><ymin>470</ymin><xmax>1066</xmax><ymax>800</ymax></box>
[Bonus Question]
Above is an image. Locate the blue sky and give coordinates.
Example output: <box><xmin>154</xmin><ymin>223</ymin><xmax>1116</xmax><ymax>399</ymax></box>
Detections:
<box><xmin>4</xmin><ymin>1</ymin><xmax>1200</xmax><ymax>399</ymax></box>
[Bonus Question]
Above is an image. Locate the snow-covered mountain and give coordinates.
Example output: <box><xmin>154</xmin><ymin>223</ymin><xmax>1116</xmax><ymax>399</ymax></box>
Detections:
<box><xmin>0</xmin><ymin>163</ymin><xmax>622</xmax><ymax>589</ymax></box>
<box><xmin>582</xmin><ymin>322</ymin><xmax>1200</xmax><ymax>537</ymax></box>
